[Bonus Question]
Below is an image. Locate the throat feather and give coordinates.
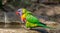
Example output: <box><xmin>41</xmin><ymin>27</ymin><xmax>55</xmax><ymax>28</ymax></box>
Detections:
<box><xmin>21</xmin><ymin>14</ymin><xmax>26</xmax><ymax>22</ymax></box>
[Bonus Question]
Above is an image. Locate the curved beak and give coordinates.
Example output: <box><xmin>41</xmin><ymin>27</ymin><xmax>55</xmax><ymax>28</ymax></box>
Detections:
<box><xmin>16</xmin><ymin>11</ymin><xmax>19</xmax><ymax>15</ymax></box>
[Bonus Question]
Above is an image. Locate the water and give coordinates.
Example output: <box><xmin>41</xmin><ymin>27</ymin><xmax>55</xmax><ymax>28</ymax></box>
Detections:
<box><xmin>3</xmin><ymin>12</ymin><xmax>21</xmax><ymax>28</ymax></box>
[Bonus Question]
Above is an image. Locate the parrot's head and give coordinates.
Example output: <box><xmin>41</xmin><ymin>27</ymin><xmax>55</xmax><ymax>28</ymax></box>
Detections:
<box><xmin>16</xmin><ymin>8</ymin><xmax>31</xmax><ymax>16</ymax></box>
<box><xmin>16</xmin><ymin>8</ymin><xmax>27</xmax><ymax>16</ymax></box>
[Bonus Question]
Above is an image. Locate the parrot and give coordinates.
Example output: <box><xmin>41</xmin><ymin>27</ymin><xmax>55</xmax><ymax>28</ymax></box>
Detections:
<box><xmin>16</xmin><ymin>8</ymin><xmax>53</xmax><ymax>29</ymax></box>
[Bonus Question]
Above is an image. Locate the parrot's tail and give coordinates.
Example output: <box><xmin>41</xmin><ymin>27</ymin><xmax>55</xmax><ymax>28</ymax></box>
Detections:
<box><xmin>43</xmin><ymin>26</ymin><xmax>55</xmax><ymax>29</ymax></box>
<box><xmin>37</xmin><ymin>22</ymin><xmax>55</xmax><ymax>29</ymax></box>
<box><xmin>37</xmin><ymin>24</ymin><xmax>55</xmax><ymax>29</ymax></box>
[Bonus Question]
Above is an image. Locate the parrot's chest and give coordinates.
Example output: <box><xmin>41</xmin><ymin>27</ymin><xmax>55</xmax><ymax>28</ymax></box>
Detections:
<box><xmin>21</xmin><ymin>14</ymin><xmax>26</xmax><ymax>22</ymax></box>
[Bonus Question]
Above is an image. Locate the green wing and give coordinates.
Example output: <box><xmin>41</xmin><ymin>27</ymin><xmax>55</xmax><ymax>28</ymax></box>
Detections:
<box><xmin>26</xmin><ymin>13</ymin><xmax>52</xmax><ymax>29</ymax></box>
<box><xmin>26</xmin><ymin>14</ymin><xmax>40</xmax><ymax>24</ymax></box>
<box><xmin>26</xmin><ymin>13</ymin><xmax>46</xmax><ymax>25</ymax></box>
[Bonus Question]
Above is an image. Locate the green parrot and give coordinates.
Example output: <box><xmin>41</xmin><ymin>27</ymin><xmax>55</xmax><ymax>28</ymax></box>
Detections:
<box><xmin>16</xmin><ymin>8</ymin><xmax>52</xmax><ymax>29</ymax></box>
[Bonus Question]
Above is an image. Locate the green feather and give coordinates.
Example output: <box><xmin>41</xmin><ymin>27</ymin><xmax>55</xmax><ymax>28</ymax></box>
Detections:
<box><xmin>25</xmin><ymin>13</ymin><xmax>50</xmax><ymax>28</ymax></box>
<box><xmin>23</xmin><ymin>9</ymin><xmax>53</xmax><ymax>29</ymax></box>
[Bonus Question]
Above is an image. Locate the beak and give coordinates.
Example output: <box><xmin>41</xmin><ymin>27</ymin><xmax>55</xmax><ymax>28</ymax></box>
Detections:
<box><xmin>16</xmin><ymin>11</ymin><xmax>19</xmax><ymax>15</ymax></box>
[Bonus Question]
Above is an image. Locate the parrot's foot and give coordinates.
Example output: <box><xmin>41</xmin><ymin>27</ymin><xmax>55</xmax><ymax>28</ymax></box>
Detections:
<box><xmin>25</xmin><ymin>28</ymin><xmax>31</xmax><ymax>31</ymax></box>
<box><xmin>23</xmin><ymin>26</ymin><xmax>31</xmax><ymax>31</ymax></box>
<box><xmin>27</xmin><ymin>28</ymin><xmax>31</xmax><ymax>30</ymax></box>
